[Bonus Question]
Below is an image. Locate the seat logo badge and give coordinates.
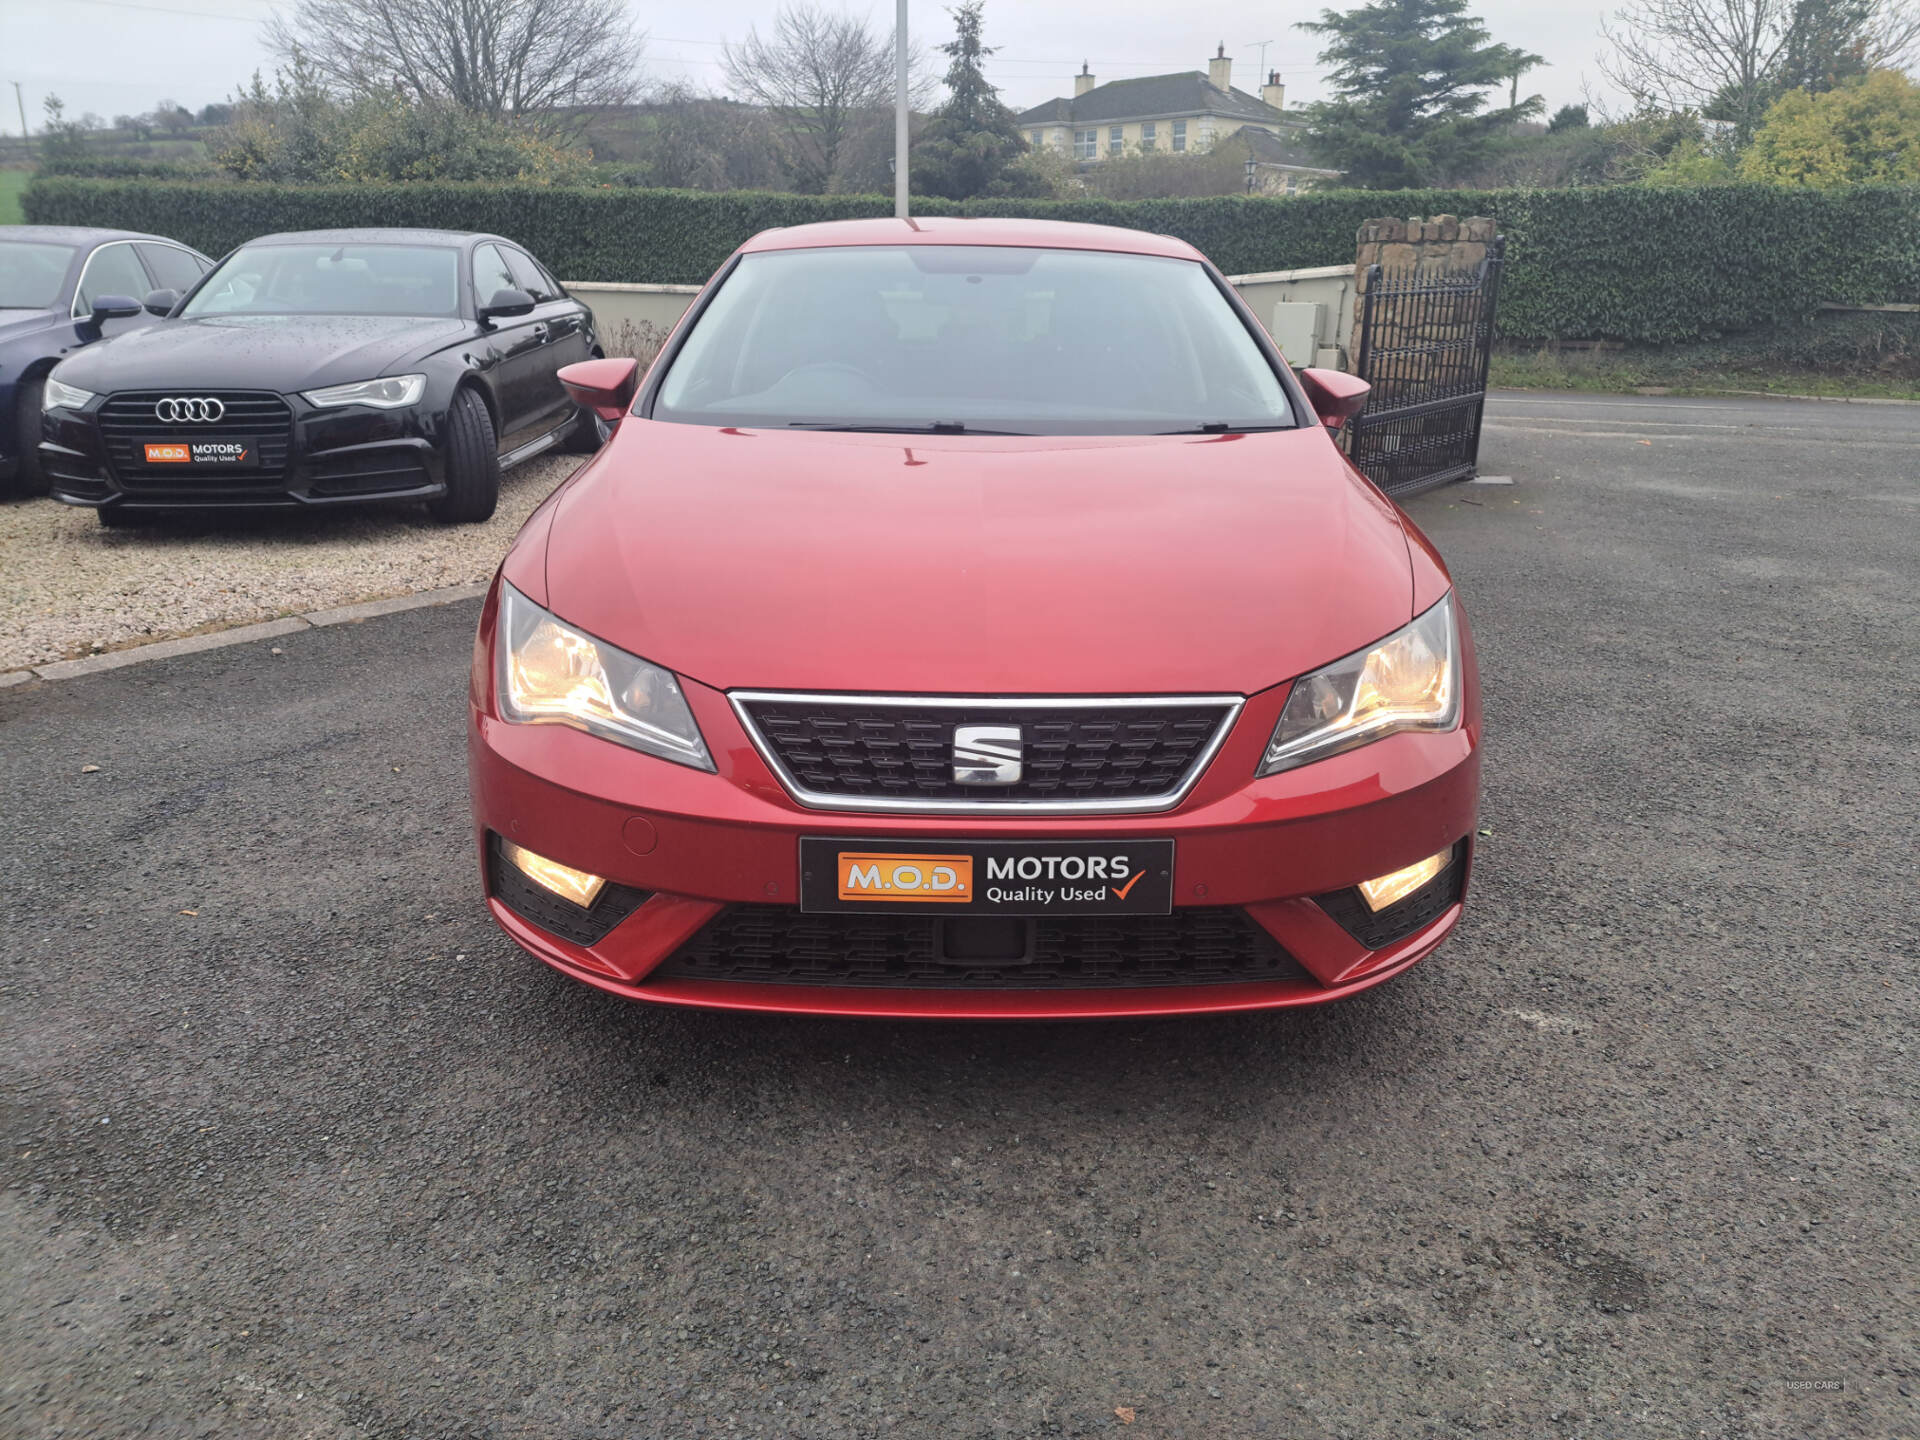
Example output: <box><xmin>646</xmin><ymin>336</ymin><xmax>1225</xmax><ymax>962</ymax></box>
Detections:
<box><xmin>953</xmin><ymin>725</ymin><xmax>1023</xmax><ymax>785</ymax></box>
<box><xmin>156</xmin><ymin>397</ymin><xmax>225</xmax><ymax>423</ymax></box>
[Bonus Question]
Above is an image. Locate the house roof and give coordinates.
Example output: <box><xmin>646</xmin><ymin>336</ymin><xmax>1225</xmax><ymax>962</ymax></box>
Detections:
<box><xmin>1223</xmin><ymin>124</ymin><xmax>1340</xmax><ymax>174</ymax></box>
<box><xmin>1016</xmin><ymin>72</ymin><xmax>1286</xmax><ymax>128</ymax></box>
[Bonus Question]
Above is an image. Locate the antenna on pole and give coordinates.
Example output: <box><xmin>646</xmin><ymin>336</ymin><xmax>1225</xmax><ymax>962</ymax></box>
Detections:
<box><xmin>894</xmin><ymin>0</ymin><xmax>910</xmax><ymax>219</ymax></box>
<box><xmin>1246</xmin><ymin>40</ymin><xmax>1273</xmax><ymax>83</ymax></box>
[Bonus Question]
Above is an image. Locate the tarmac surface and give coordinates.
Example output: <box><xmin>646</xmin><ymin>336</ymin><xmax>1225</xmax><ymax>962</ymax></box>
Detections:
<box><xmin>2</xmin><ymin>393</ymin><xmax>1916</xmax><ymax>1438</ymax></box>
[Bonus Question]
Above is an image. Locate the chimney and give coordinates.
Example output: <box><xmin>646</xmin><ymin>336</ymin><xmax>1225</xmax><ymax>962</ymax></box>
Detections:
<box><xmin>1208</xmin><ymin>44</ymin><xmax>1232</xmax><ymax>93</ymax></box>
<box><xmin>1075</xmin><ymin>62</ymin><xmax>1097</xmax><ymax>98</ymax></box>
<box><xmin>1261</xmin><ymin>70</ymin><xmax>1286</xmax><ymax>110</ymax></box>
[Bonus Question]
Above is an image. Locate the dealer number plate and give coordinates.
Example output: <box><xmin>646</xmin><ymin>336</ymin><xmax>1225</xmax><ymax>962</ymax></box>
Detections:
<box><xmin>142</xmin><ymin>439</ymin><xmax>258</xmax><ymax>467</ymax></box>
<box><xmin>799</xmin><ymin>838</ymin><xmax>1175</xmax><ymax>916</ymax></box>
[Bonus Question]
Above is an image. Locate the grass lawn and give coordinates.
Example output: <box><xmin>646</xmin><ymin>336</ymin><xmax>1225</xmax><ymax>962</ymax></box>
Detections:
<box><xmin>1490</xmin><ymin>313</ymin><xmax>1920</xmax><ymax>403</ymax></box>
<box><xmin>0</xmin><ymin>169</ymin><xmax>30</xmax><ymax>225</ymax></box>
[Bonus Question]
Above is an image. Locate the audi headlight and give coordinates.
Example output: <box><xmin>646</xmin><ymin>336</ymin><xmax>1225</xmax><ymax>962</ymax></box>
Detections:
<box><xmin>1259</xmin><ymin>594</ymin><xmax>1460</xmax><ymax>776</ymax></box>
<box><xmin>496</xmin><ymin>583</ymin><xmax>712</xmax><ymax>770</ymax></box>
<box><xmin>301</xmin><ymin>374</ymin><xmax>426</xmax><ymax>409</ymax></box>
<box><xmin>43</xmin><ymin>377</ymin><xmax>96</xmax><ymax>412</ymax></box>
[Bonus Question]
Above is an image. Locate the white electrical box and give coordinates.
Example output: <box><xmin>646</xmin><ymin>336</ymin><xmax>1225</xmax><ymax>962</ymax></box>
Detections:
<box><xmin>1268</xmin><ymin>301</ymin><xmax>1325</xmax><ymax>365</ymax></box>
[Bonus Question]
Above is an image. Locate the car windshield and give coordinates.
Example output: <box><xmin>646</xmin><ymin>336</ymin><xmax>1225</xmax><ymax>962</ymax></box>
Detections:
<box><xmin>0</xmin><ymin>241</ymin><xmax>78</xmax><ymax>309</ymax></box>
<box><xmin>182</xmin><ymin>243</ymin><xmax>461</xmax><ymax>318</ymax></box>
<box><xmin>651</xmin><ymin>245</ymin><xmax>1296</xmax><ymax>435</ymax></box>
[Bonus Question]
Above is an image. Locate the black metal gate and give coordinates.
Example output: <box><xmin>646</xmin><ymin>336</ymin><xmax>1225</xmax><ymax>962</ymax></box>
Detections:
<box><xmin>1347</xmin><ymin>236</ymin><xmax>1505</xmax><ymax>497</ymax></box>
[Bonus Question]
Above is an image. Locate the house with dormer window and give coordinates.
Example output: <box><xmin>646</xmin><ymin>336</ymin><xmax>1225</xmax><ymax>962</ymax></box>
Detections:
<box><xmin>1015</xmin><ymin>46</ymin><xmax>1339</xmax><ymax>192</ymax></box>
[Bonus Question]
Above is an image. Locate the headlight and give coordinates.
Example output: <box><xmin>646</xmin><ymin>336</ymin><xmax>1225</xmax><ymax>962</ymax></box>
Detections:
<box><xmin>496</xmin><ymin>583</ymin><xmax>713</xmax><ymax>770</ymax></box>
<box><xmin>1258</xmin><ymin>594</ymin><xmax>1459</xmax><ymax>776</ymax></box>
<box><xmin>301</xmin><ymin>374</ymin><xmax>426</xmax><ymax>409</ymax></box>
<box><xmin>43</xmin><ymin>377</ymin><xmax>96</xmax><ymax>412</ymax></box>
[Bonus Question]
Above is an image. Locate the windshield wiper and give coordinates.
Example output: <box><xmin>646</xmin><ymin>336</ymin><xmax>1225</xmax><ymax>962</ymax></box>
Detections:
<box><xmin>786</xmin><ymin>421</ymin><xmax>1033</xmax><ymax>436</ymax></box>
<box><xmin>1154</xmin><ymin>422</ymin><xmax>1296</xmax><ymax>434</ymax></box>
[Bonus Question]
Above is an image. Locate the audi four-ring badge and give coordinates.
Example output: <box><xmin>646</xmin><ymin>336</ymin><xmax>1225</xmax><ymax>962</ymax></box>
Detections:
<box><xmin>36</xmin><ymin>227</ymin><xmax>600</xmax><ymax>525</ymax></box>
<box><xmin>467</xmin><ymin>217</ymin><xmax>1481</xmax><ymax>1018</ymax></box>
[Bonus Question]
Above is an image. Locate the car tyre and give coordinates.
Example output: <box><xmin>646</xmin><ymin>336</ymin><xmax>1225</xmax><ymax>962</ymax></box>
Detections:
<box><xmin>10</xmin><ymin>377</ymin><xmax>51</xmax><ymax>498</ymax></box>
<box><xmin>562</xmin><ymin>403</ymin><xmax>603</xmax><ymax>454</ymax></box>
<box><xmin>430</xmin><ymin>388</ymin><xmax>500</xmax><ymax>524</ymax></box>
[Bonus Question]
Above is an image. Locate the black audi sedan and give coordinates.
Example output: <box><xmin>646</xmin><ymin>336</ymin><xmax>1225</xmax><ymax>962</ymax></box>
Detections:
<box><xmin>38</xmin><ymin>228</ymin><xmax>599</xmax><ymax>524</ymax></box>
<box><xmin>1</xmin><ymin>225</ymin><xmax>213</xmax><ymax>497</ymax></box>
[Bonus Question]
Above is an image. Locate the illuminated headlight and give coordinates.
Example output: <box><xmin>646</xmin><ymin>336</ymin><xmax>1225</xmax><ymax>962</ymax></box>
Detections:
<box><xmin>301</xmin><ymin>374</ymin><xmax>426</xmax><ymax>409</ymax></box>
<box><xmin>497</xmin><ymin>583</ymin><xmax>713</xmax><ymax>770</ymax></box>
<box><xmin>1357</xmin><ymin>848</ymin><xmax>1455</xmax><ymax>911</ymax></box>
<box><xmin>501</xmin><ymin>839</ymin><xmax>606</xmax><ymax>907</ymax></box>
<box><xmin>1259</xmin><ymin>594</ymin><xmax>1460</xmax><ymax>776</ymax></box>
<box><xmin>43</xmin><ymin>377</ymin><xmax>96</xmax><ymax>412</ymax></box>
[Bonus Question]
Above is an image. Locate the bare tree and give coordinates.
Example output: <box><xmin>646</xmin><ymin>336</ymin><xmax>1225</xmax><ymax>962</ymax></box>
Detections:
<box><xmin>268</xmin><ymin>0</ymin><xmax>645</xmax><ymax>127</ymax></box>
<box><xmin>1601</xmin><ymin>0</ymin><xmax>1920</xmax><ymax>145</ymax></box>
<box><xmin>722</xmin><ymin>4</ymin><xmax>929</xmax><ymax>193</ymax></box>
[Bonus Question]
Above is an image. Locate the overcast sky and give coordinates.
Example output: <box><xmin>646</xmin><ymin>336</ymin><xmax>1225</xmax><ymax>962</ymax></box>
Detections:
<box><xmin>1</xmin><ymin>0</ymin><xmax>1619</xmax><ymax>137</ymax></box>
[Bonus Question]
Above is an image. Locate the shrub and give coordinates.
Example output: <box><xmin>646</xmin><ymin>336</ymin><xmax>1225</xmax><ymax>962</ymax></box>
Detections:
<box><xmin>22</xmin><ymin>176</ymin><xmax>1920</xmax><ymax>343</ymax></box>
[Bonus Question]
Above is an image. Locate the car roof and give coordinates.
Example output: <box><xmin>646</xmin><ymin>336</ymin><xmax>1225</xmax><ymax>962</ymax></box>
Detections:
<box><xmin>738</xmin><ymin>216</ymin><xmax>1206</xmax><ymax>262</ymax></box>
<box><xmin>247</xmin><ymin>228</ymin><xmax>504</xmax><ymax>248</ymax></box>
<box><xmin>2</xmin><ymin>225</ymin><xmax>173</xmax><ymax>246</ymax></box>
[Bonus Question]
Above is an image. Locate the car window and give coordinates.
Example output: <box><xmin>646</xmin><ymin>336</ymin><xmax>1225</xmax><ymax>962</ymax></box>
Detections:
<box><xmin>0</xmin><ymin>240</ymin><xmax>77</xmax><ymax>309</ymax></box>
<box><xmin>73</xmin><ymin>243</ymin><xmax>153</xmax><ymax>315</ymax></box>
<box><xmin>652</xmin><ymin>245</ymin><xmax>1296</xmax><ymax>436</ymax></box>
<box><xmin>137</xmin><ymin>243</ymin><xmax>206</xmax><ymax>293</ymax></box>
<box><xmin>473</xmin><ymin>244</ymin><xmax>518</xmax><ymax>307</ymax></box>
<box><xmin>503</xmin><ymin>248</ymin><xmax>556</xmax><ymax>303</ymax></box>
<box><xmin>182</xmin><ymin>243</ymin><xmax>462</xmax><ymax>318</ymax></box>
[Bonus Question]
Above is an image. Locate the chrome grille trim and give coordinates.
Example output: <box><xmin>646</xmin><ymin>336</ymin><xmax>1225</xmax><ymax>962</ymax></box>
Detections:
<box><xmin>729</xmin><ymin>690</ymin><xmax>1244</xmax><ymax>815</ymax></box>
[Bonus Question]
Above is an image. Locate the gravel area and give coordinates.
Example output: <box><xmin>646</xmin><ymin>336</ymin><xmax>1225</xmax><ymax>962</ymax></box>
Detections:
<box><xmin>0</xmin><ymin>453</ymin><xmax>578</xmax><ymax>672</ymax></box>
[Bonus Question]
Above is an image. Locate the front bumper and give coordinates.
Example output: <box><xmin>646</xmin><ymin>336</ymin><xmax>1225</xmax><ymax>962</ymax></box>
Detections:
<box><xmin>467</xmin><ymin>586</ymin><xmax>1482</xmax><ymax>1019</ymax></box>
<box><xmin>38</xmin><ymin>392</ymin><xmax>447</xmax><ymax>510</ymax></box>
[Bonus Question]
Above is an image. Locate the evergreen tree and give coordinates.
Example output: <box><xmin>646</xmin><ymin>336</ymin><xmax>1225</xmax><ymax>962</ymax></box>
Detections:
<box><xmin>911</xmin><ymin>3</ymin><xmax>1045</xmax><ymax>199</ymax></box>
<box><xmin>1296</xmin><ymin>0</ymin><xmax>1545</xmax><ymax>188</ymax></box>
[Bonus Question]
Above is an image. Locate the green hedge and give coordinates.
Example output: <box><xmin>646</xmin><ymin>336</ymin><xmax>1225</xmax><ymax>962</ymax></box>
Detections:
<box><xmin>23</xmin><ymin>175</ymin><xmax>1920</xmax><ymax>343</ymax></box>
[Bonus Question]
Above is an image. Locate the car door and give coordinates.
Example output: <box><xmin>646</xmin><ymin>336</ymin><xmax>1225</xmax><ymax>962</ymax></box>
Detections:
<box><xmin>134</xmin><ymin>242</ymin><xmax>210</xmax><ymax>312</ymax></box>
<box><xmin>471</xmin><ymin>242</ymin><xmax>548</xmax><ymax>450</ymax></box>
<box><xmin>503</xmin><ymin>246</ymin><xmax>592</xmax><ymax>438</ymax></box>
<box><xmin>71</xmin><ymin>241</ymin><xmax>159</xmax><ymax>341</ymax></box>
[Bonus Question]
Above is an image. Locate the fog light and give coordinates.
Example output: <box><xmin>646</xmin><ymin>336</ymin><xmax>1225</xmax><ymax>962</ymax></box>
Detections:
<box><xmin>502</xmin><ymin>839</ymin><xmax>606</xmax><ymax>907</ymax></box>
<box><xmin>1357</xmin><ymin>848</ymin><xmax>1453</xmax><ymax>912</ymax></box>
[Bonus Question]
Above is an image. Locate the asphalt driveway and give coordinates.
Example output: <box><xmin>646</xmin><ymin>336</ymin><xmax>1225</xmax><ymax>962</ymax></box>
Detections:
<box><xmin>2</xmin><ymin>393</ymin><xmax>1915</xmax><ymax>1439</ymax></box>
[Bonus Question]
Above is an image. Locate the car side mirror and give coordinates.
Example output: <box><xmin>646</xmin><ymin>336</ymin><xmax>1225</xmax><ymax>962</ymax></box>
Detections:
<box><xmin>558</xmin><ymin>357</ymin><xmax>640</xmax><ymax>424</ymax></box>
<box><xmin>479</xmin><ymin>288</ymin><xmax>537</xmax><ymax>324</ymax></box>
<box><xmin>1297</xmin><ymin>367</ymin><xmax>1371</xmax><ymax>431</ymax></box>
<box><xmin>144</xmin><ymin>288</ymin><xmax>181</xmax><ymax>317</ymax></box>
<box><xmin>88</xmin><ymin>294</ymin><xmax>144</xmax><ymax>325</ymax></box>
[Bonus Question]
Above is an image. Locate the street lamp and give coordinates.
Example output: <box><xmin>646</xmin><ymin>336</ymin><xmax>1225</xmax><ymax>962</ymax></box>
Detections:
<box><xmin>1245</xmin><ymin>157</ymin><xmax>1257</xmax><ymax>194</ymax></box>
<box><xmin>895</xmin><ymin>0</ymin><xmax>910</xmax><ymax>219</ymax></box>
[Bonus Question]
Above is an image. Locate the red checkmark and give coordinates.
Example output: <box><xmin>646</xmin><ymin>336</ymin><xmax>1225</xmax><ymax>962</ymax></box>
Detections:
<box><xmin>1110</xmin><ymin>871</ymin><xmax>1144</xmax><ymax>900</ymax></box>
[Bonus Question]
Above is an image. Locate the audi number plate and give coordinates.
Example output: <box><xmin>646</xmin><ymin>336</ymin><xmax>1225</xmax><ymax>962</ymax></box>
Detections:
<box><xmin>141</xmin><ymin>438</ymin><xmax>258</xmax><ymax>467</ymax></box>
<box><xmin>798</xmin><ymin>838</ymin><xmax>1175</xmax><ymax>916</ymax></box>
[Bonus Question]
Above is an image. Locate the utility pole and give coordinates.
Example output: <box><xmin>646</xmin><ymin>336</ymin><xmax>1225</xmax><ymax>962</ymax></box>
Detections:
<box><xmin>894</xmin><ymin>0</ymin><xmax>910</xmax><ymax>219</ymax></box>
<box><xmin>13</xmin><ymin>82</ymin><xmax>30</xmax><ymax>154</ymax></box>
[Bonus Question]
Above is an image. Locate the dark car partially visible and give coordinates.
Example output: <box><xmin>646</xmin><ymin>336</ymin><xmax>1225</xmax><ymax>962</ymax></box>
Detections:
<box><xmin>39</xmin><ymin>228</ymin><xmax>601</xmax><ymax>525</ymax></box>
<box><xmin>0</xmin><ymin>226</ymin><xmax>211</xmax><ymax>496</ymax></box>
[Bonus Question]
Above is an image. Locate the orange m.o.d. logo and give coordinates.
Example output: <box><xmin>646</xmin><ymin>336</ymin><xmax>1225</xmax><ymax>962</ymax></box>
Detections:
<box><xmin>144</xmin><ymin>443</ymin><xmax>191</xmax><ymax>463</ymax></box>
<box><xmin>837</xmin><ymin>852</ymin><xmax>974</xmax><ymax>903</ymax></box>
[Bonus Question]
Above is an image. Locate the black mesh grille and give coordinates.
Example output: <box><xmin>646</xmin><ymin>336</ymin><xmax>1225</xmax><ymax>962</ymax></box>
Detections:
<box><xmin>652</xmin><ymin>906</ymin><xmax>1315</xmax><ymax>989</ymax></box>
<box><xmin>1314</xmin><ymin>844</ymin><xmax>1465</xmax><ymax>950</ymax></box>
<box><xmin>308</xmin><ymin>448</ymin><xmax>433</xmax><ymax>497</ymax></box>
<box><xmin>740</xmin><ymin>698</ymin><xmax>1234</xmax><ymax>805</ymax></box>
<box><xmin>98</xmin><ymin>391</ymin><xmax>294</xmax><ymax>485</ymax></box>
<box><xmin>487</xmin><ymin>834</ymin><xmax>650</xmax><ymax>947</ymax></box>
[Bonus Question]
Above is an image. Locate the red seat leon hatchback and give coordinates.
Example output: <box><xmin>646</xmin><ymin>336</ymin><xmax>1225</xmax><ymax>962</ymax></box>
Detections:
<box><xmin>467</xmin><ymin>218</ymin><xmax>1480</xmax><ymax>1018</ymax></box>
